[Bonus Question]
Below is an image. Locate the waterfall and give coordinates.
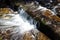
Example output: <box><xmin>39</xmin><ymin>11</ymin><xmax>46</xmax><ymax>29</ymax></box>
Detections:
<box><xmin>0</xmin><ymin>8</ymin><xmax>37</xmax><ymax>40</ymax></box>
<box><xmin>18</xmin><ymin>8</ymin><xmax>37</xmax><ymax>33</ymax></box>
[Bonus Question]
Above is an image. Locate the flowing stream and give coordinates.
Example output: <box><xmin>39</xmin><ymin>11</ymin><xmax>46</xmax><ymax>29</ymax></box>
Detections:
<box><xmin>18</xmin><ymin>8</ymin><xmax>37</xmax><ymax>33</ymax></box>
<box><xmin>0</xmin><ymin>8</ymin><xmax>38</xmax><ymax>40</ymax></box>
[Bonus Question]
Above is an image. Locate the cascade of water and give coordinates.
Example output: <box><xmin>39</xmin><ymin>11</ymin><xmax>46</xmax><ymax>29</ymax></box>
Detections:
<box><xmin>0</xmin><ymin>8</ymin><xmax>37</xmax><ymax>40</ymax></box>
<box><xmin>18</xmin><ymin>8</ymin><xmax>37</xmax><ymax>33</ymax></box>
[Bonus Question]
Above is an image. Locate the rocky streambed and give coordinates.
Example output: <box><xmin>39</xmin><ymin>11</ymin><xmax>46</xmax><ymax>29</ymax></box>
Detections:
<box><xmin>0</xmin><ymin>8</ymin><xmax>51</xmax><ymax>40</ymax></box>
<box><xmin>0</xmin><ymin>1</ymin><xmax>60</xmax><ymax>40</ymax></box>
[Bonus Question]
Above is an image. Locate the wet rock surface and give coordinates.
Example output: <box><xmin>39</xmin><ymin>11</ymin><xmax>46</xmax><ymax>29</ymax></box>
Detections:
<box><xmin>19</xmin><ymin>2</ymin><xmax>60</xmax><ymax>40</ymax></box>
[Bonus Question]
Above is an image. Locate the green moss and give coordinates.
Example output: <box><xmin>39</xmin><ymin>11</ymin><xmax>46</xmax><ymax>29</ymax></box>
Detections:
<box><xmin>0</xmin><ymin>37</ymin><xmax>2</xmax><ymax>40</ymax></box>
<box><xmin>42</xmin><ymin>20</ymin><xmax>46</xmax><ymax>24</ymax></box>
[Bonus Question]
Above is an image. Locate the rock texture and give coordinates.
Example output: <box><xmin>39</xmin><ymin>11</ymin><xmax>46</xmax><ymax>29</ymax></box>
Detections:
<box><xmin>20</xmin><ymin>2</ymin><xmax>60</xmax><ymax>40</ymax></box>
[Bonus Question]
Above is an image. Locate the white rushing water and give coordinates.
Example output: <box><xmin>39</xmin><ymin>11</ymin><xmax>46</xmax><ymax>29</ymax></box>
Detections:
<box><xmin>18</xmin><ymin>8</ymin><xmax>37</xmax><ymax>33</ymax></box>
<box><xmin>0</xmin><ymin>8</ymin><xmax>37</xmax><ymax>34</ymax></box>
